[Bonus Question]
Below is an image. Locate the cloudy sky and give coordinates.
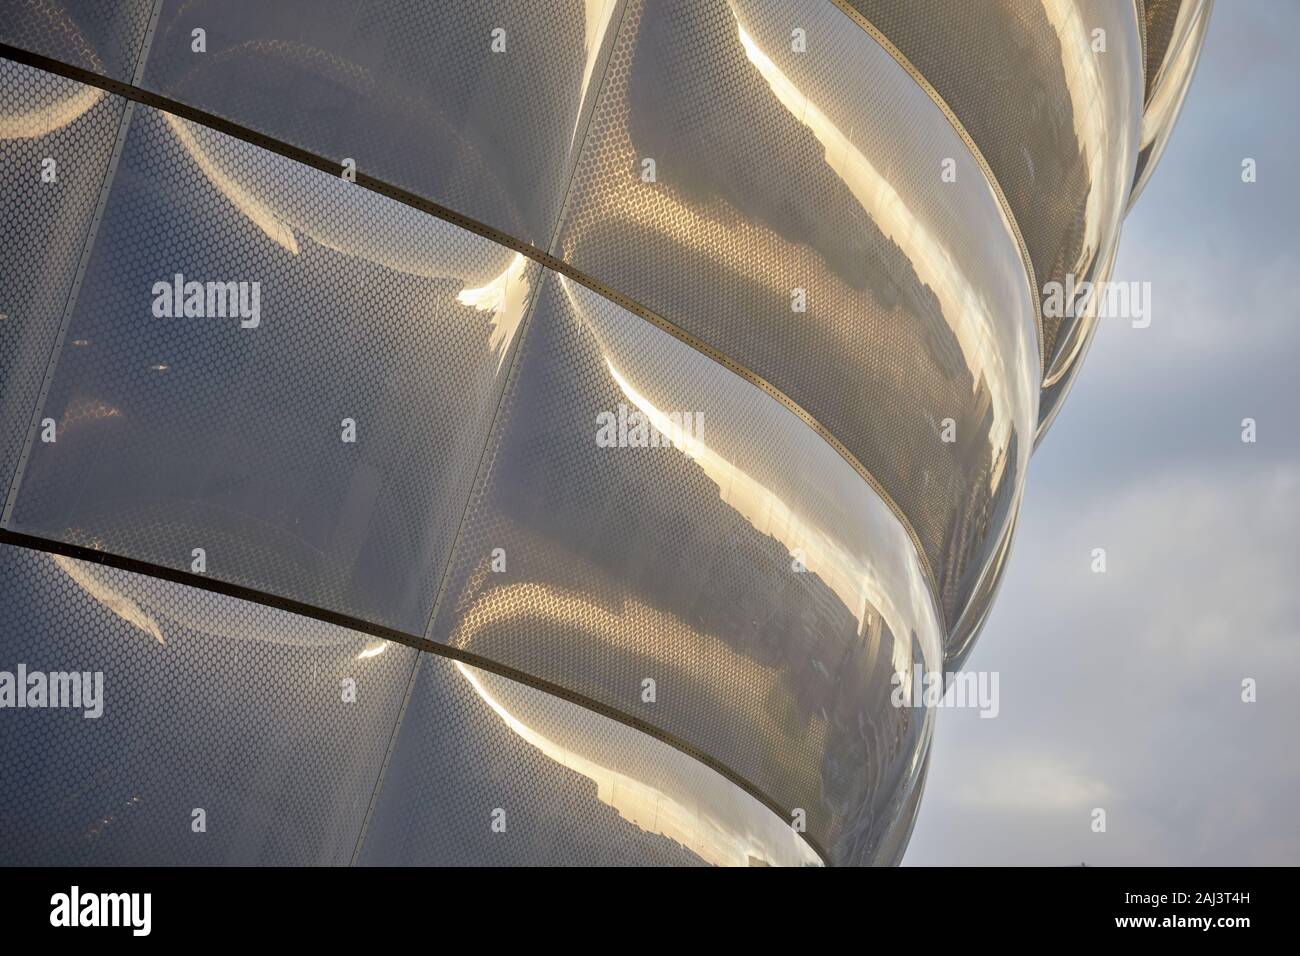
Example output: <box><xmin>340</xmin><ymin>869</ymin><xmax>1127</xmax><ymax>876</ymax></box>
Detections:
<box><xmin>905</xmin><ymin>0</ymin><xmax>1300</xmax><ymax>865</ymax></box>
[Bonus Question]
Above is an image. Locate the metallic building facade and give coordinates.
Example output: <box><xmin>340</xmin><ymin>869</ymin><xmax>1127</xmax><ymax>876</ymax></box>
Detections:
<box><xmin>0</xmin><ymin>1</ymin><xmax>1207</xmax><ymax>866</ymax></box>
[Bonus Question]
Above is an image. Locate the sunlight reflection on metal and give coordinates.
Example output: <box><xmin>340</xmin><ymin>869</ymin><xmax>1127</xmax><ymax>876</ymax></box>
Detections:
<box><xmin>571</xmin><ymin>0</ymin><xmax>622</xmax><ymax>155</ymax></box>
<box><xmin>0</xmin><ymin>68</ymin><xmax>103</xmax><ymax>138</ymax></box>
<box><xmin>456</xmin><ymin>253</ymin><xmax>533</xmax><ymax>373</ymax></box>
<box><xmin>556</xmin><ymin>272</ymin><xmax>942</xmax><ymax>681</ymax></box>
<box><xmin>163</xmin><ymin>111</ymin><xmax>300</xmax><ymax>254</ymax></box>
<box><xmin>51</xmin><ymin>554</ymin><xmax>166</xmax><ymax>645</ymax></box>
<box><xmin>454</xmin><ymin>660</ymin><xmax>821</xmax><ymax>867</ymax></box>
<box><xmin>162</xmin><ymin>111</ymin><xmax>532</xmax><ymax>367</ymax></box>
<box><xmin>730</xmin><ymin>10</ymin><xmax>1024</xmax><ymax>456</ymax></box>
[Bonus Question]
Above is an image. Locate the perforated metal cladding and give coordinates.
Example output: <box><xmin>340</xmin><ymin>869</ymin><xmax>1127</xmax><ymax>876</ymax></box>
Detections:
<box><xmin>426</xmin><ymin>273</ymin><xmax>941</xmax><ymax>865</ymax></box>
<box><xmin>0</xmin><ymin>0</ymin><xmax>1201</xmax><ymax>868</ymax></box>
<box><xmin>0</xmin><ymin>539</ymin><xmax>824</xmax><ymax>867</ymax></box>
<box><xmin>0</xmin><ymin>0</ymin><xmax>154</xmax><ymax>80</ymax></box>
<box><xmin>552</xmin><ymin>0</ymin><xmax>1037</xmax><ymax>627</ymax></box>
<box><xmin>0</xmin><ymin>541</ymin><xmax>414</xmax><ymax>865</ymax></box>
<box><xmin>357</xmin><ymin>656</ymin><xmax>822</xmax><ymax>867</ymax></box>
<box><xmin>944</xmin><ymin>507</ymin><xmax>1020</xmax><ymax>670</ymax></box>
<box><xmin>1131</xmin><ymin>0</ymin><xmax>1210</xmax><ymax>209</ymax></box>
<box><xmin>0</xmin><ymin>62</ymin><xmax>123</xmax><ymax>494</ymax></box>
<box><xmin>874</xmin><ymin>735</ymin><xmax>931</xmax><ymax>867</ymax></box>
<box><xmin>130</xmin><ymin>0</ymin><xmax>624</xmax><ymax>248</ymax></box>
<box><xmin>0</xmin><ymin>55</ymin><xmax>946</xmax><ymax>867</ymax></box>
<box><xmin>846</xmin><ymin>0</ymin><xmax>1143</xmax><ymax>373</ymax></box>
<box><xmin>1143</xmin><ymin>0</ymin><xmax>1187</xmax><ymax>101</ymax></box>
<box><xmin>7</xmin><ymin>92</ymin><xmax>541</xmax><ymax>634</ymax></box>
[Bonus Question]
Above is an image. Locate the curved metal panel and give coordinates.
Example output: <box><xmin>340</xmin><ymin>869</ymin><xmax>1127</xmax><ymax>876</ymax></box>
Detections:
<box><xmin>5</xmin><ymin>88</ymin><xmax>541</xmax><ymax>634</ymax></box>
<box><xmin>0</xmin><ymin>0</ymin><xmax>155</xmax><ymax>81</ymax></box>
<box><xmin>1034</xmin><ymin>310</ymin><xmax>1102</xmax><ymax>446</ymax></box>
<box><xmin>0</xmin><ymin>60</ymin><xmax>124</xmax><ymax>494</ymax></box>
<box><xmin>874</xmin><ymin>732</ymin><xmax>932</xmax><ymax>866</ymax></box>
<box><xmin>846</xmin><ymin>0</ymin><xmax>1143</xmax><ymax>379</ymax></box>
<box><xmin>0</xmin><ymin>540</ymin><xmax>415</xmax><ymax>865</ymax></box>
<box><xmin>426</xmin><ymin>271</ymin><xmax>943</xmax><ymax>865</ymax></box>
<box><xmin>943</xmin><ymin>509</ymin><xmax>1021</xmax><ymax>670</ymax></box>
<box><xmin>553</xmin><ymin>0</ymin><xmax>1039</xmax><ymax>628</ymax></box>
<box><xmin>127</xmin><ymin>0</ymin><xmax>625</xmax><ymax>249</ymax></box>
<box><xmin>357</xmin><ymin>655</ymin><xmax>822</xmax><ymax>867</ymax></box>
<box><xmin>1142</xmin><ymin>0</ymin><xmax>1204</xmax><ymax>101</ymax></box>
<box><xmin>1033</xmin><ymin>233</ymin><xmax>1120</xmax><ymax>438</ymax></box>
<box><xmin>0</xmin><ymin>0</ymin><xmax>1204</xmax><ymax>867</ymax></box>
<box><xmin>1129</xmin><ymin>0</ymin><xmax>1211</xmax><ymax>208</ymax></box>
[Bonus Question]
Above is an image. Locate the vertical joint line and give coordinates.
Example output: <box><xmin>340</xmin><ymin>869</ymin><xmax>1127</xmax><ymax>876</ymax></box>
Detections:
<box><xmin>2</xmin><ymin>99</ymin><xmax>137</xmax><ymax>525</ymax></box>
<box><xmin>417</xmin><ymin>278</ymin><xmax>545</xmax><ymax>644</ymax></box>
<box><xmin>544</xmin><ymin>0</ymin><xmax>630</xmax><ymax>259</ymax></box>
<box><xmin>133</xmin><ymin>0</ymin><xmax>166</xmax><ymax>87</ymax></box>
<box><xmin>375</xmin><ymin>293</ymin><xmax>554</xmax><ymax>866</ymax></box>
<box><xmin>417</xmin><ymin>0</ymin><xmax>631</xmax><ymax>644</ymax></box>
<box><xmin>3</xmin><ymin>0</ymin><xmax>164</xmax><ymax>526</ymax></box>
<box><xmin>349</xmin><ymin>649</ymin><xmax>423</xmax><ymax>865</ymax></box>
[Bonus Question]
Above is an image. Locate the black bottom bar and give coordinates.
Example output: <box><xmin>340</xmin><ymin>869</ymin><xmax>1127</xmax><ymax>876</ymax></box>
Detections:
<box><xmin>0</xmin><ymin>865</ymin><xmax>1278</xmax><ymax>940</ymax></box>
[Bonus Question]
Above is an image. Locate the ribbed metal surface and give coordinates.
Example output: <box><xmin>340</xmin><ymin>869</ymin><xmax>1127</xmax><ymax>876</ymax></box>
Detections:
<box><xmin>5</xmin><ymin>1</ymin><xmax>1041</xmax><ymax>631</ymax></box>
<box><xmin>426</xmin><ymin>272</ymin><xmax>941</xmax><ymax>864</ymax></box>
<box><xmin>0</xmin><ymin>538</ymin><xmax>822</xmax><ymax>865</ymax></box>
<box><xmin>7</xmin><ymin>98</ymin><xmax>539</xmax><ymax>634</ymax></box>
<box><xmin>1131</xmin><ymin>0</ymin><xmax>1211</xmax><ymax>207</ymax></box>
<box><xmin>1143</xmin><ymin>0</ymin><xmax>1188</xmax><ymax>101</ymax></box>
<box><xmin>0</xmin><ymin>70</ymin><xmax>944</xmax><ymax>863</ymax></box>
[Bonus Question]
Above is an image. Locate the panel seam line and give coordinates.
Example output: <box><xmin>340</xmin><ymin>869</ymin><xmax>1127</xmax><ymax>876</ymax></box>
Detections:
<box><xmin>0</xmin><ymin>527</ymin><xmax>830</xmax><ymax>866</ymax></box>
<box><xmin>347</xmin><ymin>647</ymin><xmax>422</xmax><ymax>866</ymax></box>
<box><xmin>0</xmin><ymin>12</ymin><xmax>163</xmax><ymax>522</ymax></box>
<box><xmin>827</xmin><ymin>0</ymin><xmax>1045</xmax><ymax>382</ymax></box>
<box><xmin>0</xmin><ymin>40</ymin><xmax>947</xmax><ymax>638</ymax></box>
<box><xmin>345</xmin><ymin>5</ymin><xmax>636</xmax><ymax>856</ymax></box>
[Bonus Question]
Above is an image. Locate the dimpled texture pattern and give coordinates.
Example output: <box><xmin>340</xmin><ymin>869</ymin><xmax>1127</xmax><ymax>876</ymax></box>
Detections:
<box><xmin>554</xmin><ymin>0</ymin><xmax>1039</xmax><ymax>627</ymax></box>
<box><xmin>357</xmin><ymin>657</ymin><xmax>822</xmax><ymax>867</ymax></box>
<box><xmin>0</xmin><ymin>541</ymin><xmax>415</xmax><ymax>865</ymax></box>
<box><xmin>1130</xmin><ymin>0</ymin><xmax>1210</xmax><ymax>209</ymax></box>
<box><xmin>9</xmin><ymin>102</ymin><xmax>541</xmax><ymax>634</ymax></box>
<box><xmin>0</xmin><ymin>0</ymin><xmax>154</xmax><ymax>80</ymax></box>
<box><xmin>426</xmin><ymin>272</ymin><xmax>941</xmax><ymax>864</ymax></box>
<box><xmin>1144</xmin><ymin>0</ymin><xmax>1186</xmax><ymax>101</ymax></box>
<box><xmin>847</xmin><ymin>0</ymin><xmax>1143</xmax><ymax>373</ymax></box>
<box><xmin>136</xmin><ymin>0</ymin><xmax>621</xmax><ymax>248</ymax></box>
<box><xmin>0</xmin><ymin>541</ymin><xmax>820</xmax><ymax>866</ymax></box>
<box><xmin>0</xmin><ymin>62</ymin><xmax>123</xmax><ymax>496</ymax></box>
<box><xmin>0</xmin><ymin>0</ymin><xmax>1197</xmax><ymax>865</ymax></box>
